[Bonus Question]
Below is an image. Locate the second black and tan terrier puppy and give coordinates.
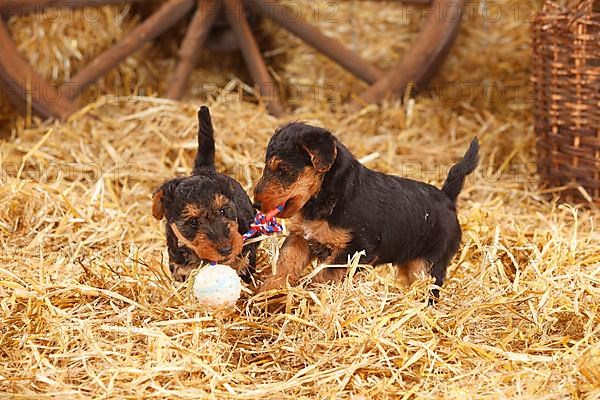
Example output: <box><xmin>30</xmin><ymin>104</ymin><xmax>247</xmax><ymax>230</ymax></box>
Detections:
<box><xmin>253</xmin><ymin>123</ymin><xmax>479</xmax><ymax>299</ymax></box>
<box><xmin>152</xmin><ymin>107</ymin><xmax>257</xmax><ymax>283</ymax></box>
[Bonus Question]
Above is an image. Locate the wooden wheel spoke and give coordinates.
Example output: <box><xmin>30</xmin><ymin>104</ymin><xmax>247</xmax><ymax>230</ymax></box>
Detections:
<box><xmin>167</xmin><ymin>0</ymin><xmax>220</xmax><ymax>100</ymax></box>
<box><xmin>0</xmin><ymin>19</ymin><xmax>76</xmax><ymax>119</ymax></box>
<box><xmin>224</xmin><ymin>0</ymin><xmax>283</xmax><ymax>116</ymax></box>
<box><xmin>60</xmin><ymin>0</ymin><xmax>194</xmax><ymax>100</ymax></box>
<box><xmin>0</xmin><ymin>0</ymin><xmax>148</xmax><ymax>18</ymax></box>
<box><xmin>245</xmin><ymin>0</ymin><xmax>383</xmax><ymax>84</ymax></box>
<box><xmin>358</xmin><ymin>0</ymin><xmax>464</xmax><ymax>104</ymax></box>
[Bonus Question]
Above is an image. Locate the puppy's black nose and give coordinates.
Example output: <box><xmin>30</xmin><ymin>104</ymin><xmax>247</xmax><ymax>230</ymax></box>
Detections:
<box><xmin>219</xmin><ymin>246</ymin><xmax>232</xmax><ymax>256</ymax></box>
<box><xmin>253</xmin><ymin>201</ymin><xmax>261</xmax><ymax>210</ymax></box>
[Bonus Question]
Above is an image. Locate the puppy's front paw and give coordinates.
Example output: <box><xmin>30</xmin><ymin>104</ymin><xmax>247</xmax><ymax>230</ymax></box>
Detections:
<box><xmin>169</xmin><ymin>261</ymin><xmax>197</xmax><ymax>283</ymax></box>
<box><xmin>229</xmin><ymin>257</ymin><xmax>254</xmax><ymax>284</ymax></box>
<box><xmin>257</xmin><ymin>276</ymin><xmax>285</xmax><ymax>293</ymax></box>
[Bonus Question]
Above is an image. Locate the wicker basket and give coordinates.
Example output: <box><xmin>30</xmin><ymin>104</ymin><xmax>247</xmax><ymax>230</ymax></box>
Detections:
<box><xmin>531</xmin><ymin>0</ymin><xmax>600</xmax><ymax>203</ymax></box>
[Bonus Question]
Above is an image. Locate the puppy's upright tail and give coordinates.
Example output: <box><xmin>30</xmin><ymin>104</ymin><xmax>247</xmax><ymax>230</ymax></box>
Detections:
<box><xmin>441</xmin><ymin>138</ymin><xmax>479</xmax><ymax>202</ymax></box>
<box><xmin>193</xmin><ymin>106</ymin><xmax>216</xmax><ymax>174</ymax></box>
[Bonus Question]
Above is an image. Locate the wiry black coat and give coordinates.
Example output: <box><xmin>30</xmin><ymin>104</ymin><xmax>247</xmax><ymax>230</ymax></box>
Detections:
<box><xmin>254</xmin><ymin>122</ymin><xmax>479</xmax><ymax>298</ymax></box>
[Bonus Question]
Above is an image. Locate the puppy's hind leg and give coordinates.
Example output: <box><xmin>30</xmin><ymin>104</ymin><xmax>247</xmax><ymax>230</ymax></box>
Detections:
<box><xmin>428</xmin><ymin>252</ymin><xmax>455</xmax><ymax>301</ymax></box>
<box><xmin>427</xmin><ymin>229</ymin><xmax>461</xmax><ymax>301</ymax></box>
<box><xmin>396</xmin><ymin>258</ymin><xmax>430</xmax><ymax>287</ymax></box>
<box><xmin>397</xmin><ymin>257</ymin><xmax>450</xmax><ymax>304</ymax></box>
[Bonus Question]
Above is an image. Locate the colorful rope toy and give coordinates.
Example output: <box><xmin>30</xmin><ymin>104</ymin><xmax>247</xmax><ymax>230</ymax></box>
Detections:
<box><xmin>242</xmin><ymin>204</ymin><xmax>284</xmax><ymax>241</ymax></box>
<box><xmin>207</xmin><ymin>203</ymin><xmax>284</xmax><ymax>266</ymax></box>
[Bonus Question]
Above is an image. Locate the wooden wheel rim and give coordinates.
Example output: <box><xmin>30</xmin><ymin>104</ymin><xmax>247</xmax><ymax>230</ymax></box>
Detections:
<box><xmin>0</xmin><ymin>0</ymin><xmax>464</xmax><ymax>120</ymax></box>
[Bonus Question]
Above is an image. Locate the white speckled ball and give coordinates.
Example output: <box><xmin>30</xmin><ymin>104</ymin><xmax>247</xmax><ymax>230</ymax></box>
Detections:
<box><xmin>193</xmin><ymin>264</ymin><xmax>242</xmax><ymax>308</ymax></box>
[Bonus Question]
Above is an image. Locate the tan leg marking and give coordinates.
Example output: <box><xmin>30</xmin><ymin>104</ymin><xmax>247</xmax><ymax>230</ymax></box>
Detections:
<box><xmin>258</xmin><ymin>234</ymin><xmax>311</xmax><ymax>292</ymax></box>
<box><xmin>301</xmin><ymin>219</ymin><xmax>352</xmax><ymax>251</ymax></box>
<box><xmin>311</xmin><ymin>267</ymin><xmax>347</xmax><ymax>284</ymax></box>
<box><xmin>397</xmin><ymin>258</ymin><xmax>429</xmax><ymax>286</ymax></box>
<box><xmin>291</xmin><ymin>217</ymin><xmax>352</xmax><ymax>285</ymax></box>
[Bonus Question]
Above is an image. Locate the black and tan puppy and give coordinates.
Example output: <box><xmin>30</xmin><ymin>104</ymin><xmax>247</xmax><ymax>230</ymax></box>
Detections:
<box><xmin>152</xmin><ymin>107</ymin><xmax>257</xmax><ymax>282</ymax></box>
<box><xmin>254</xmin><ymin>123</ymin><xmax>479</xmax><ymax>298</ymax></box>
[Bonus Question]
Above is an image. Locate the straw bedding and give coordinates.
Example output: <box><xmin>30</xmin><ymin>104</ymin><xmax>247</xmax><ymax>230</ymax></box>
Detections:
<box><xmin>1</xmin><ymin>0</ymin><xmax>599</xmax><ymax>398</ymax></box>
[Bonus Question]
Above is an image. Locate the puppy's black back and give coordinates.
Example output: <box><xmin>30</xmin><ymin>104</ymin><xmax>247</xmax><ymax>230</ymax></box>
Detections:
<box><xmin>325</xmin><ymin>165</ymin><xmax>457</xmax><ymax>265</ymax></box>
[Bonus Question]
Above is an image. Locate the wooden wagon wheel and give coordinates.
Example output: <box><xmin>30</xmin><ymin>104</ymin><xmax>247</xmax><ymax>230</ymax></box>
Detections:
<box><xmin>0</xmin><ymin>0</ymin><xmax>464</xmax><ymax>120</ymax></box>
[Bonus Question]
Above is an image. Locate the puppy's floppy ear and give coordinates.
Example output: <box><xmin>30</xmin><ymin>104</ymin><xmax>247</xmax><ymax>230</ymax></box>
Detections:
<box><xmin>299</xmin><ymin>127</ymin><xmax>337</xmax><ymax>173</ymax></box>
<box><xmin>152</xmin><ymin>190</ymin><xmax>165</xmax><ymax>220</ymax></box>
<box><xmin>151</xmin><ymin>179</ymin><xmax>181</xmax><ymax>220</ymax></box>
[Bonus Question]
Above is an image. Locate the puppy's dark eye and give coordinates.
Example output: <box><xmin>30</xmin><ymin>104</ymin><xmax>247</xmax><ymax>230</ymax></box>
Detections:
<box><xmin>219</xmin><ymin>207</ymin><xmax>226</xmax><ymax>215</ymax></box>
<box><xmin>189</xmin><ymin>218</ymin><xmax>199</xmax><ymax>227</ymax></box>
<box><xmin>277</xmin><ymin>163</ymin><xmax>289</xmax><ymax>174</ymax></box>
